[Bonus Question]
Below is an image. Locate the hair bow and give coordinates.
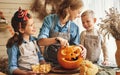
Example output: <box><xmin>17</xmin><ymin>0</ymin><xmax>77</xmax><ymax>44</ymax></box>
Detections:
<box><xmin>18</xmin><ymin>7</ymin><xmax>29</xmax><ymax>21</ymax></box>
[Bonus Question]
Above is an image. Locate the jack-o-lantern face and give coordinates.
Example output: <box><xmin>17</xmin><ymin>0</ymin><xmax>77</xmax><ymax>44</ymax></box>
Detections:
<box><xmin>57</xmin><ymin>45</ymin><xmax>83</xmax><ymax>69</ymax></box>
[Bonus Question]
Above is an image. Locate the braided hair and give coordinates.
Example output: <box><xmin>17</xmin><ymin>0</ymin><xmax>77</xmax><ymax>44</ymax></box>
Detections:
<box><xmin>6</xmin><ymin>8</ymin><xmax>32</xmax><ymax>48</ymax></box>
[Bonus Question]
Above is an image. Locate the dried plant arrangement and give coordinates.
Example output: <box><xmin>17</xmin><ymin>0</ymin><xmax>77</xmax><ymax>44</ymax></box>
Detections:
<box><xmin>0</xmin><ymin>11</ymin><xmax>8</xmax><ymax>24</ymax></box>
<box><xmin>0</xmin><ymin>11</ymin><xmax>8</xmax><ymax>31</ymax></box>
<box><xmin>98</xmin><ymin>7</ymin><xmax>120</xmax><ymax>40</ymax></box>
<box><xmin>31</xmin><ymin>0</ymin><xmax>63</xmax><ymax>21</ymax></box>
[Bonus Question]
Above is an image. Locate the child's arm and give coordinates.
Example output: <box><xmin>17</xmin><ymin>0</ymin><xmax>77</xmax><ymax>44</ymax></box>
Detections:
<box><xmin>35</xmin><ymin>40</ymin><xmax>46</xmax><ymax>63</ymax></box>
<box><xmin>37</xmin><ymin>51</ymin><xmax>46</xmax><ymax>63</ymax></box>
<box><xmin>101</xmin><ymin>35</ymin><xmax>109</xmax><ymax>65</ymax></box>
<box><xmin>7</xmin><ymin>45</ymin><xmax>19</xmax><ymax>74</ymax></box>
<box><xmin>12</xmin><ymin>69</ymin><xmax>36</xmax><ymax>75</ymax></box>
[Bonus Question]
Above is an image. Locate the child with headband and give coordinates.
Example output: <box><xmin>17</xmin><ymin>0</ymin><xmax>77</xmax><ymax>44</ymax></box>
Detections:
<box><xmin>6</xmin><ymin>8</ymin><xmax>45</xmax><ymax>75</ymax></box>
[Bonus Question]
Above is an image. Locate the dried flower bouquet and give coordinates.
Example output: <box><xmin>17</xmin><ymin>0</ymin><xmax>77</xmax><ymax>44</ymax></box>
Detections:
<box><xmin>98</xmin><ymin>7</ymin><xmax>120</xmax><ymax>40</ymax></box>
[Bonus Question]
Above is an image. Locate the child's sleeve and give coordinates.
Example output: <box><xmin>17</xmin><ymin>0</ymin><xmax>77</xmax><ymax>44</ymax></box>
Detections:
<box><xmin>37</xmin><ymin>51</ymin><xmax>45</xmax><ymax>61</ymax></box>
<box><xmin>7</xmin><ymin>45</ymin><xmax>19</xmax><ymax>74</ymax></box>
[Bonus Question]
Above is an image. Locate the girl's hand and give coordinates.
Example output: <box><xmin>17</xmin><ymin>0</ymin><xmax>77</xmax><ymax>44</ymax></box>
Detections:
<box><xmin>40</xmin><ymin>60</ymin><xmax>46</xmax><ymax>64</ymax></box>
<box><xmin>25</xmin><ymin>71</ymin><xmax>37</xmax><ymax>75</ymax></box>
<box><xmin>79</xmin><ymin>44</ymin><xmax>87</xmax><ymax>59</ymax></box>
<box><xmin>13</xmin><ymin>69</ymin><xmax>37</xmax><ymax>75</ymax></box>
<box><xmin>102</xmin><ymin>60</ymin><xmax>110</xmax><ymax>66</ymax></box>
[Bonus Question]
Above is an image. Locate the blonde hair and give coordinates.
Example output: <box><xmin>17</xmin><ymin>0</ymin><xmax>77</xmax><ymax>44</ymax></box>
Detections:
<box><xmin>81</xmin><ymin>10</ymin><xmax>95</xmax><ymax>18</ymax></box>
<box><xmin>57</xmin><ymin>0</ymin><xmax>84</xmax><ymax>19</ymax></box>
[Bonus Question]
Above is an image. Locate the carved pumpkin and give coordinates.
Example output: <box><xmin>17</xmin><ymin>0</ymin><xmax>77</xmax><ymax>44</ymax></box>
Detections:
<box><xmin>57</xmin><ymin>45</ymin><xmax>83</xmax><ymax>69</ymax></box>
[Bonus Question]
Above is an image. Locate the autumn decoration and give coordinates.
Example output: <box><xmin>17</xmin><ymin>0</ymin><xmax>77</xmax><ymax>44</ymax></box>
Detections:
<box><xmin>0</xmin><ymin>11</ymin><xmax>8</xmax><ymax>31</ymax></box>
<box><xmin>98</xmin><ymin>7</ymin><xmax>120</xmax><ymax>67</ymax></box>
<box><xmin>57</xmin><ymin>45</ymin><xmax>83</xmax><ymax>69</ymax></box>
<box><xmin>31</xmin><ymin>0</ymin><xmax>63</xmax><ymax>21</ymax></box>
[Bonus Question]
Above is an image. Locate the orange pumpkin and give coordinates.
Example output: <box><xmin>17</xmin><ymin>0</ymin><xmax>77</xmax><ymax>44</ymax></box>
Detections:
<box><xmin>57</xmin><ymin>45</ymin><xmax>83</xmax><ymax>69</ymax></box>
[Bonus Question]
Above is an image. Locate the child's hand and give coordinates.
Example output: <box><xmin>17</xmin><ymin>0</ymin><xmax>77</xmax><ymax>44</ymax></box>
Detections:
<box><xmin>26</xmin><ymin>71</ymin><xmax>37</xmax><ymax>75</ymax></box>
<box><xmin>102</xmin><ymin>60</ymin><xmax>110</xmax><ymax>65</ymax></box>
<box><xmin>40</xmin><ymin>60</ymin><xmax>46</xmax><ymax>64</ymax></box>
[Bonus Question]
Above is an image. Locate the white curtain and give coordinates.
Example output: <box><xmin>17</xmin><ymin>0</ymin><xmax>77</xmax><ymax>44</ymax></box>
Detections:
<box><xmin>114</xmin><ymin>0</ymin><xmax>120</xmax><ymax>12</ymax></box>
<box><xmin>83</xmin><ymin>0</ymin><xmax>120</xmax><ymax>21</ymax></box>
<box><xmin>75</xmin><ymin>0</ymin><xmax>120</xmax><ymax>32</ymax></box>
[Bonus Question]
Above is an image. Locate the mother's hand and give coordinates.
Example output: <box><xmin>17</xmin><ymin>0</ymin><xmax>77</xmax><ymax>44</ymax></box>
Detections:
<box><xmin>56</xmin><ymin>37</ymin><xmax>69</xmax><ymax>48</ymax></box>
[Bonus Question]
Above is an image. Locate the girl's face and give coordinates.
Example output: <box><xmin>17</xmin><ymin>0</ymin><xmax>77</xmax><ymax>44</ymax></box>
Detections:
<box><xmin>69</xmin><ymin>8</ymin><xmax>82</xmax><ymax>20</ymax></box>
<box><xmin>81</xmin><ymin>15</ymin><xmax>96</xmax><ymax>31</ymax></box>
<box><xmin>24</xmin><ymin>19</ymin><xmax>36</xmax><ymax>35</ymax></box>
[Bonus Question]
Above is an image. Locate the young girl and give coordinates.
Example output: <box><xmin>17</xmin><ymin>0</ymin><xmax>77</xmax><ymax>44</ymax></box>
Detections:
<box><xmin>6</xmin><ymin>8</ymin><xmax>45</xmax><ymax>75</ymax></box>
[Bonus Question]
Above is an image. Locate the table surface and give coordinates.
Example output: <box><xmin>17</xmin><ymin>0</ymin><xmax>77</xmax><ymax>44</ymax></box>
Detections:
<box><xmin>37</xmin><ymin>72</ymin><xmax>79</xmax><ymax>75</ymax></box>
<box><xmin>47</xmin><ymin>65</ymin><xmax>80</xmax><ymax>75</ymax></box>
<box><xmin>47</xmin><ymin>73</ymin><xmax>79</xmax><ymax>75</ymax></box>
<box><xmin>44</xmin><ymin>65</ymin><xmax>120</xmax><ymax>75</ymax></box>
<box><xmin>0</xmin><ymin>72</ymin><xmax>6</xmax><ymax>75</ymax></box>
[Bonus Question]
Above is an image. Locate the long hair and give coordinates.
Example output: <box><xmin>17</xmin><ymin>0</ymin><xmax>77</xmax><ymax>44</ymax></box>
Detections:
<box><xmin>57</xmin><ymin>0</ymin><xmax>84</xmax><ymax>19</ymax></box>
<box><xmin>6</xmin><ymin>8</ymin><xmax>32</xmax><ymax>48</ymax></box>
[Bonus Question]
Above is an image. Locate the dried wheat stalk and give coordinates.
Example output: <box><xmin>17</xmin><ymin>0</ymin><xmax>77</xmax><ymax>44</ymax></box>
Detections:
<box><xmin>98</xmin><ymin>7</ymin><xmax>120</xmax><ymax>40</ymax></box>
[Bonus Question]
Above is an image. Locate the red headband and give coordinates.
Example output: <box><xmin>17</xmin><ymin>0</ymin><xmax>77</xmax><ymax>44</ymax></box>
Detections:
<box><xmin>18</xmin><ymin>7</ymin><xmax>29</xmax><ymax>21</ymax></box>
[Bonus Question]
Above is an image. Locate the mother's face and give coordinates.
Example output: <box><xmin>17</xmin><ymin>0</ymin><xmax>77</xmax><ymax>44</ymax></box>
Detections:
<box><xmin>69</xmin><ymin>8</ymin><xmax>82</xmax><ymax>21</ymax></box>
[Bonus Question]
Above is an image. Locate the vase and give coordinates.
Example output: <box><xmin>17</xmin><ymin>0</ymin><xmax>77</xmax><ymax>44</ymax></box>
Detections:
<box><xmin>115</xmin><ymin>40</ymin><xmax>120</xmax><ymax>67</ymax></box>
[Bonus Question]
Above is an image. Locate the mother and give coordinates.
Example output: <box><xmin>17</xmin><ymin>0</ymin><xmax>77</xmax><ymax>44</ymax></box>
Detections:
<box><xmin>38</xmin><ymin>0</ymin><xmax>86</xmax><ymax>64</ymax></box>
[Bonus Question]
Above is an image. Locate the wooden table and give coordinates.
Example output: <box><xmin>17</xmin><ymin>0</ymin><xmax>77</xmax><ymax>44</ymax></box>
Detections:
<box><xmin>46</xmin><ymin>73</ymin><xmax>79</xmax><ymax>75</ymax></box>
<box><xmin>46</xmin><ymin>65</ymin><xmax>80</xmax><ymax>75</ymax></box>
<box><xmin>38</xmin><ymin>72</ymin><xmax>79</xmax><ymax>75</ymax></box>
<box><xmin>0</xmin><ymin>72</ymin><xmax>6</xmax><ymax>75</ymax></box>
<box><xmin>45</xmin><ymin>65</ymin><xmax>120</xmax><ymax>75</ymax></box>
